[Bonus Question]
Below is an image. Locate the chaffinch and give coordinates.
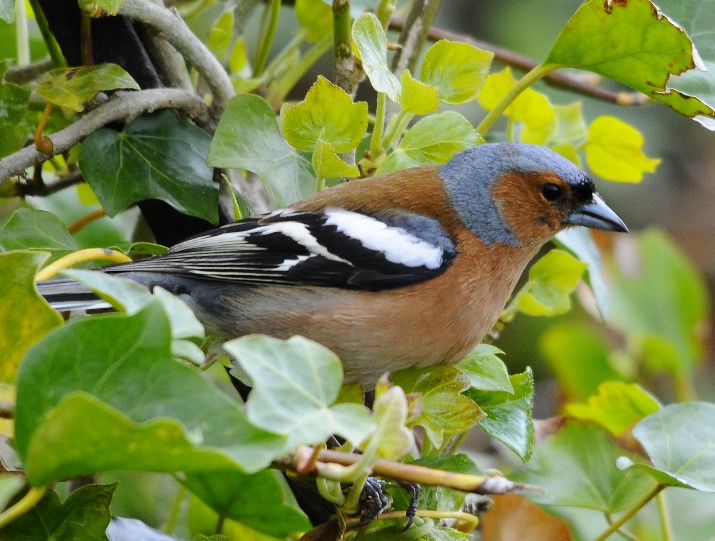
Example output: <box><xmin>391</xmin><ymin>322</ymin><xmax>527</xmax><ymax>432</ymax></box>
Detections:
<box><xmin>40</xmin><ymin>143</ymin><xmax>627</xmax><ymax>385</ymax></box>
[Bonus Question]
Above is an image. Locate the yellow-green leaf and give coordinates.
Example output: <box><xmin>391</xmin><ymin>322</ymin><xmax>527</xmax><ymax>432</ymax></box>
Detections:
<box><xmin>312</xmin><ymin>139</ymin><xmax>360</xmax><ymax>179</ymax></box>
<box><xmin>400</xmin><ymin>70</ymin><xmax>438</xmax><ymax>115</ymax></box>
<box><xmin>478</xmin><ymin>67</ymin><xmax>554</xmax><ymax>132</ymax></box>
<box><xmin>281</xmin><ymin>75</ymin><xmax>368</xmax><ymax>152</ymax></box>
<box><xmin>585</xmin><ymin>116</ymin><xmax>660</xmax><ymax>182</ymax></box>
<box><xmin>420</xmin><ymin>39</ymin><xmax>493</xmax><ymax>104</ymax></box>
<box><xmin>207</xmin><ymin>10</ymin><xmax>234</xmax><ymax>59</ymax></box>
<box><xmin>515</xmin><ymin>249</ymin><xmax>587</xmax><ymax>316</ymax></box>
<box><xmin>37</xmin><ymin>64</ymin><xmax>140</xmax><ymax>112</ymax></box>
<box><xmin>296</xmin><ymin>0</ymin><xmax>333</xmax><ymax>43</ymax></box>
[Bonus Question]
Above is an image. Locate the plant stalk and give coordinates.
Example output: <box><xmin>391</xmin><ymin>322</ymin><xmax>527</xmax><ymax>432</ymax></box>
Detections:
<box><xmin>594</xmin><ymin>484</ymin><xmax>665</xmax><ymax>541</ymax></box>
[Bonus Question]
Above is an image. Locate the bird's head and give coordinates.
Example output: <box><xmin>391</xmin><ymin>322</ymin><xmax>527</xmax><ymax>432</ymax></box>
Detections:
<box><xmin>440</xmin><ymin>143</ymin><xmax>627</xmax><ymax>248</ymax></box>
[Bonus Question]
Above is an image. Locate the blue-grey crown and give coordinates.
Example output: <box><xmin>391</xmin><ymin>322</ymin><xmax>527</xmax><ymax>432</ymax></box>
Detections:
<box><xmin>439</xmin><ymin>143</ymin><xmax>592</xmax><ymax>246</ymax></box>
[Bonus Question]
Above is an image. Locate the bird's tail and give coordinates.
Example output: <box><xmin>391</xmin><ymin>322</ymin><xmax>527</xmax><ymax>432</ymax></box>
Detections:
<box><xmin>36</xmin><ymin>278</ymin><xmax>112</xmax><ymax>312</ymax></box>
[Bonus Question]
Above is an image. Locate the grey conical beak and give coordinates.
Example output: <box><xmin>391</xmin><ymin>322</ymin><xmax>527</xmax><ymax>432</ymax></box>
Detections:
<box><xmin>564</xmin><ymin>193</ymin><xmax>628</xmax><ymax>233</ymax></box>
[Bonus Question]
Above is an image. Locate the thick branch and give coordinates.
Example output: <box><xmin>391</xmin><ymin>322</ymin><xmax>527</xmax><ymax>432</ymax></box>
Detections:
<box><xmin>389</xmin><ymin>16</ymin><xmax>649</xmax><ymax>106</ymax></box>
<box><xmin>4</xmin><ymin>59</ymin><xmax>54</xmax><ymax>84</ymax></box>
<box><xmin>117</xmin><ymin>0</ymin><xmax>234</xmax><ymax>114</ymax></box>
<box><xmin>0</xmin><ymin>88</ymin><xmax>210</xmax><ymax>182</ymax></box>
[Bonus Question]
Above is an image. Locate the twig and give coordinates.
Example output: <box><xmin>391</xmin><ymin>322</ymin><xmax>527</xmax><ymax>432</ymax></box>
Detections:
<box><xmin>287</xmin><ymin>446</ymin><xmax>535</xmax><ymax>494</ymax></box>
<box><xmin>4</xmin><ymin>59</ymin><xmax>54</xmax><ymax>84</ymax></box>
<box><xmin>15</xmin><ymin>171</ymin><xmax>84</xmax><ymax>197</ymax></box>
<box><xmin>390</xmin><ymin>0</ymin><xmax>441</xmax><ymax>76</ymax></box>
<box><xmin>0</xmin><ymin>88</ymin><xmax>210</xmax><ymax>182</ymax></box>
<box><xmin>388</xmin><ymin>16</ymin><xmax>649</xmax><ymax>106</ymax></box>
<box><xmin>117</xmin><ymin>0</ymin><xmax>234</xmax><ymax>115</ymax></box>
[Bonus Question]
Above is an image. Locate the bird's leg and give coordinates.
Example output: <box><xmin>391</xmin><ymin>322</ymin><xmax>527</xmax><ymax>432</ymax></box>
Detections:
<box><xmin>397</xmin><ymin>481</ymin><xmax>421</xmax><ymax>531</ymax></box>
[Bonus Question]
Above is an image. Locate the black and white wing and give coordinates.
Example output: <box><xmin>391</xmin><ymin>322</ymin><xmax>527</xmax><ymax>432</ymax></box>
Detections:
<box><xmin>108</xmin><ymin>208</ymin><xmax>457</xmax><ymax>290</ymax></box>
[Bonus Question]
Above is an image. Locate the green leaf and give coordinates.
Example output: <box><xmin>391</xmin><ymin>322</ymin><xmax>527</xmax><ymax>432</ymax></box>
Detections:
<box><xmin>15</xmin><ymin>303</ymin><xmax>285</xmax><ymax>485</ymax></box>
<box><xmin>1</xmin><ymin>484</ymin><xmax>116</xmax><ymax>540</ymax></box>
<box><xmin>352</xmin><ymin>12</ymin><xmax>401</xmax><ymax>102</ymax></box>
<box><xmin>391</xmin><ymin>365</ymin><xmax>484</xmax><ymax>449</ymax></box>
<box><xmin>0</xmin><ymin>208</ymin><xmax>77</xmax><ymax>261</ymax></box>
<box><xmin>399</xmin><ymin>70</ymin><xmax>439</xmax><ymax>115</ymax></box>
<box><xmin>376</xmin><ymin>112</ymin><xmax>481</xmax><ymax>175</ymax></box>
<box><xmin>467</xmin><ymin>368</ymin><xmax>535</xmax><ymax>461</ymax></box>
<box><xmin>0</xmin><ymin>474</ymin><xmax>25</xmax><ymax>510</ymax></box>
<box><xmin>79</xmin><ymin>110</ymin><xmax>218</xmax><ymax>223</ymax></box>
<box><xmin>0</xmin><ymin>251</ymin><xmax>63</xmax><ymax>383</ymax></box>
<box><xmin>182</xmin><ymin>469</ymin><xmax>310</xmax><ymax>536</ymax></box>
<box><xmin>207</xmin><ymin>10</ymin><xmax>234</xmax><ymax>59</ymax></box>
<box><xmin>457</xmin><ymin>344</ymin><xmax>513</xmax><ymax>393</ymax></box>
<box><xmin>0</xmin><ymin>81</ymin><xmax>31</xmax><ymax>157</ymax></box>
<box><xmin>555</xmin><ymin>227</ymin><xmax>610</xmax><ymax>319</ymax></box>
<box><xmin>545</xmin><ymin>0</ymin><xmax>715</xmax><ymax>122</ymax></box>
<box><xmin>208</xmin><ymin>94</ymin><xmax>316</xmax><ymax>207</ymax></box>
<box><xmin>295</xmin><ymin>0</ymin><xmax>333</xmax><ymax>43</ymax></box>
<box><xmin>517</xmin><ymin>421</ymin><xmax>657</xmax><ymax>512</ymax></box>
<box><xmin>608</xmin><ymin>229</ymin><xmax>709</xmax><ymax>375</ymax></box>
<box><xmin>79</xmin><ymin>0</ymin><xmax>124</xmax><ymax>16</ymax></box>
<box><xmin>622</xmin><ymin>402</ymin><xmax>715</xmax><ymax>491</ymax></box>
<box><xmin>565</xmin><ymin>382</ymin><xmax>661</xmax><ymax>436</ymax></box>
<box><xmin>551</xmin><ymin>102</ymin><xmax>588</xmax><ymax>145</ymax></box>
<box><xmin>660</xmin><ymin>2</ymin><xmax>715</xmax><ymax>129</ymax></box>
<box><xmin>312</xmin><ymin>139</ymin><xmax>360</xmax><ymax>179</ymax></box>
<box><xmin>37</xmin><ymin>64</ymin><xmax>140</xmax><ymax>112</ymax></box>
<box><xmin>420</xmin><ymin>39</ymin><xmax>493</xmax><ymax>104</ymax></box>
<box><xmin>540</xmin><ymin>323</ymin><xmax>624</xmax><ymax>402</ymax></box>
<box><xmin>514</xmin><ymin>249</ymin><xmax>587</xmax><ymax>316</ymax></box>
<box><xmin>0</xmin><ymin>0</ymin><xmax>14</xmax><ymax>23</ymax></box>
<box><xmin>478</xmin><ymin>67</ymin><xmax>555</xmax><ymax>132</ymax></box>
<box><xmin>281</xmin><ymin>75</ymin><xmax>368</xmax><ymax>152</ymax></box>
<box><xmin>224</xmin><ymin>335</ymin><xmax>375</xmax><ymax>450</ymax></box>
<box><xmin>585</xmin><ymin>116</ymin><xmax>660</xmax><ymax>182</ymax></box>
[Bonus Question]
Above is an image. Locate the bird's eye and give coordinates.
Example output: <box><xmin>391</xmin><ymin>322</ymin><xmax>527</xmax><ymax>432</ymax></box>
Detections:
<box><xmin>541</xmin><ymin>183</ymin><xmax>563</xmax><ymax>201</ymax></box>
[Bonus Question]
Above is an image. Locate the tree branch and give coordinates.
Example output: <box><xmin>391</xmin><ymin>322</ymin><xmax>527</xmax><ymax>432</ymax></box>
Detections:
<box><xmin>117</xmin><ymin>0</ymin><xmax>234</xmax><ymax>115</ymax></box>
<box><xmin>388</xmin><ymin>16</ymin><xmax>649</xmax><ymax>106</ymax></box>
<box><xmin>4</xmin><ymin>59</ymin><xmax>54</xmax><ymax>84</ymax></box>
<box><xmin>0</xmin><ymin>88</ymin><xmax>210</xmax><ymax>182</ymax></box>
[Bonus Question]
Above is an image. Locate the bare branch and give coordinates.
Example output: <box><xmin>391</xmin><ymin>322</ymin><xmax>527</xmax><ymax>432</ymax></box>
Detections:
<box><xmin>389</xmin><ymin>16</ymin><xmax>649</xmax><ymax>106</ymax></box>
<box><xmin>0</xmin><ymin>88</ymin><xmax>210</xmax><ymax>182</ymax></box>
<box><xmin>4</xmin><ymin>59</ymin><xmax>54</xmax><ymax>84</ymax></box>
<box><xmin>117</xmin><ymin>0</ymin><xmax>234</xmax><ymax>115</ymax></box>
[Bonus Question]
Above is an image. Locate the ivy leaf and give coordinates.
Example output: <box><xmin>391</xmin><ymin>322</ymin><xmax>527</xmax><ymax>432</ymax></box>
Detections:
<box><xmin>312</xmin><ymin>139</ymin><xmax>360</xmax><ymax>179</ymax></box>
<box><xmin>0</xmin><ymin>474</ymin><xmax>25</xmax><ymax>510</ymax></box>
<box><xmin>281</xmin><ymin>75</ymin><xmax>368</xmax><ymax>152</ymax></box>
<box><xmin>551</xmin><ymin>102</ymin><xmax>588</xmax><ymax>145</ymax></box>
<box><xmin>400</xmin><ymin>70</ymin><xmax>439</xmax><ymax>115</ymax></box>
<box><xmin>359</xmin><ymin>381</ymin><xmax>413</xmax><ymax>461</ymax></box>
<box><xmin>182</xmin><ymin>470</ymin><xmax>310</xmax><ymax>536</ymax></box>
<box><xmin>15</xmin><ymin>303</ymin><xmax>285</xmax><ymax>485</ymax></box>
<box><xmin>376</xmin><ymin>112</ymin><xmax>481</xmax><ymax>175</ymax></box>
<box><xmin>352</xmin><ymin>12</ymin><xmax>401</xmax><ymax>102</ymax></box>
<box><xmin>478</xmin><ymin>67</ymin><xmax>555</xmax><ymax>133</ymax></box>
<box><xmin>0</xmin><ymin>484</ymin><xmax>116</xmax><ymax>540</ymax></box>
<box><xmin>79</xmin><ymin>110</ymin><xmax>218</xmax><ymax>223</ymax></box>
<box><xmin>295</xmin><ymin>0</ymin><xmax>332</xmax><ymax>43</ymax></box>
<box><xmin>555</xmin><ymin>227</ymin><xmax>610</xmax><ymax>319</ymax></box>
<box><xmin>224</xmin><ymin>335</ymin><xmax>375</xmax><ymax>450</ymax></box>
<box><xmin>620</xmin><ymin>402</ymin><xmax>715</xmax><ymax>491</ymax></box>
<box><xmin>37</xmin><ymin>64</ymin><xmax>140</xmax><ymax>112</ymax></box>
<box><xmin>0</xmin><ymin>0</ymin><xmax>14</xmax><ymax>23</ymax></box>
<box><xmin>207</xmin><ymin>10</ymin><xmax>234</xmax><ymax>59</ymax></box>
<box><xmin>0</xmin><ymin>208</ymin><xmax>77</xmax><ymax>261</ymax></box>
<box><xmin>457</xmin><ymin>344</ymin><xmax>513</xmax><ymax>393</ymax></box>
<box><xmin>514</xmin><ymin>249</ymin><xmax>587</xmax><ymax>316</ymax></box>
<box><xmin>517</xmin><ymin>421</ymin><xmax>656</xmax><ymax>512</ymax></box>
<box><xmin>391</xmin><ymin>365</ymin><xmax>484</xmax><ymax>449</ymax></box>
<box><xmin>585</xmin><ymin>115</ymin><xmax>660</xmax><ymax>182</ymax></box>
<box><xmin>0</xmin><ymin>80</ymin><xmax>31</xmax><ymax>157</ymax></box>
<box><xmin>0</xmin><ymin>251</ymin><xmax>63</xmax><ymax>383</ymax></box>
<box><xmin>420</xmin><ymin>39</ymin><xmax>493</xmax><ymax>104</ymax></box>
<box><xmin>546</xmin><ymin>0</ymin><xmax>715</xmax><ymax>124</ymax></box>
<box><xmin>609</xmin><ymin>229</ymin><xmax>709</xmax><ymax>376</ymax></box>
<box><xmin>540</xmin><ymin>324</ymin><xmax>623</xmax><ymax>402</ymax></box>
<box><xmin>468</xmin><ymin>368</ymin><xmax>535</xmax><ymax>462</ymax></box>
<box><xmin>209</xmin><ymin>94</ymin><xmax>316</xmax><ymax>207</ymax></box>
<box><xmin>566</xmin><ymin>382</ymin><xmax>661</xmax><ymax>436</ymax></box>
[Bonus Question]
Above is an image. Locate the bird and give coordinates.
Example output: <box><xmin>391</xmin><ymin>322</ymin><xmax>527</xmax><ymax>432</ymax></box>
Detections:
<box><xmin>38</xmin><ymin>142</ymin><xmax>627</xmax><ymax>386</ymax></box>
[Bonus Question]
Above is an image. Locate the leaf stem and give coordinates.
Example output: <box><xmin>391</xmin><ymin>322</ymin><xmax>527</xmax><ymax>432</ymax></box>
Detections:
<box><xmin>673</xmin><ymin>374</ymin><xmax>697</xmax><ymax>402</ymax></box>
<box><xmin>656</xmin><ymin>490</ymin><xmax>673</xmax><ymax>541</ymax></box>
<box><xmin>163</xmin><ymin>483</ymin><xmax>186</xmax><ymax>534</ymax></box>
<box><xmin>35</xmin><ymin>248</ymin><xmax>133</xmax><ymax>281</ymax></box>
<box><xmin>594</xmin><ymin>484</ymin><xmax>665</xmax><ymax>541</ymax></box>
<box><xmin>67</xmin><ymin>208</ymin><xmax>108</xmax><ymax>234</ymax></box>
<box><xmin>476</xmin><ymin>62</ymin><xmax>559</xmax><ymax>136</ymax></box>
<box><xmin>370</xmin><ymin>93</ymin><xmax>387</xmax><ymax>156</ymax></box>
<box><xmin>27</xmin><ymin>0</ymin><xmax>66</xmax><ymax>67</ymax></box>
<box><xmin>15</xmin><ymin>0</ymin><xmax>30</xmax><ymax>66</ymax></box>
<box><xmin>381</xmin><ymin>109</ymin><xmax>413</xmax><ymax>150</ymax></box>
<box><xmin>253</xmin><ymin>0</ymin><xmax>281</xmax><ymax>77</ymax></box>
<box><xmin>0</xmin><ymin>486</ymin><xmax>47</xmax><ymax>529</ymax></box>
